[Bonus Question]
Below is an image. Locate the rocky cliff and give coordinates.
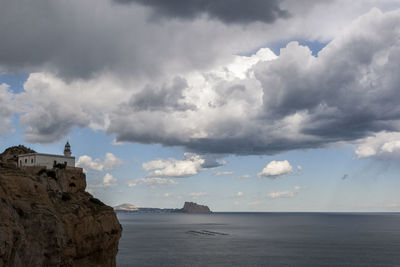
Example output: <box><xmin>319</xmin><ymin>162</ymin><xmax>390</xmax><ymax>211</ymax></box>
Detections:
<box><xmin>0</xmin><ymin>146</ymin><xmax>122</xmax><ymax>267</ymax></box>
<box><xmin>181</xmin><ymin>202</ymin><xmax>211</xmax><ymax>213</ymax></box>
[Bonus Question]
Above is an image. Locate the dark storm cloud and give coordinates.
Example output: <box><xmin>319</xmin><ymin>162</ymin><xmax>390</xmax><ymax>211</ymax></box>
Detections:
<box><xmin>4</xmin><ymin>1</ymin><xmax>400</xmax><ymax>156</ymax></box>
<box><xmin>0</xmin><ymin>84</ymin><xmax>15</xmax><ymax>135</ymax></box>
<box><xmin>109</xmin><ymin>119</ymin><xmax>333</xmax><ymax>155</ymax></box>
<box><xmin>252</xmin><ymin>10</ymin><xmax>400</xmax><ymax>148</ymax></box>
<box><xmin>198</xmin><ymin>154</ymin><xmax>226</xmax><ymax>168</ymax></box>
<box><xmin>0</xmin><ymin>0</ymin><xmax>126</xmax><ymax>79</ymax></box>
<box><xmin>114</xmin><ymin>0</ymin><xmax>290</xmax><ymax>24</ymax></box>
<box><xmin>0</xmin><ymin>0</ymin><xmax>258</xmax><ymax>81</ymax></box>
<box><xmin>129</xmin><ymin>77</ymin><xmax>195</xmax><ymax>111</ymax></box>
<box><xmin>184</xmin><ymin>135</ymin><xmax>334</xmax><ymax>155</ymax></box>
<box><xmin>108</xmin><ymin>9</ymin><xmax>400</xmax><ymax>155</ymax></box>
<box><xmin>20</xmin><ymin>105</ymin><xmax>89</xmax><ymax>143</ymax></box>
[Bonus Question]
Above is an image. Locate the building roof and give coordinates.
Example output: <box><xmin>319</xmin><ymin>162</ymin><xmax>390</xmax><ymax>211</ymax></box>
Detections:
<box><xmin>17</xmin><ymin>153</ymin><xmax>75</xmax><ymax>159</ymax></box>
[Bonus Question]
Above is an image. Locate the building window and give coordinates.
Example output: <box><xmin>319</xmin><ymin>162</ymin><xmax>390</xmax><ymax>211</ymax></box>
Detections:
<box><xmin>25</xmin><ymin>159</ymin><xmax>27</xmax><ymax>163</ymax></box>
<box><xmin>20</xmin><ymin>160</ymin><xmax>22</xmax><ymax>165</ymax></box>
<box><xmin>31</xmin><ymin>159</ymin><xmax>34</xmax><ymax>163</ymax></box>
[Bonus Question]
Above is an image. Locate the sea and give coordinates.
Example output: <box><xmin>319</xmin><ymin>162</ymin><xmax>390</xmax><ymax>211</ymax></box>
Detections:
<box><xmin>116</xmin><ymin>212</ymin><xmax>400</xmax><ymax>266</ymax></box>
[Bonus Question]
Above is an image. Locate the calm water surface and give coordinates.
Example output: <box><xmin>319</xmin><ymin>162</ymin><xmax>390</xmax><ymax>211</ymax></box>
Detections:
<box><xmin>116</xmin><ymin>212</ymin><xmax>400</xmax><ymax>266</ymax></box>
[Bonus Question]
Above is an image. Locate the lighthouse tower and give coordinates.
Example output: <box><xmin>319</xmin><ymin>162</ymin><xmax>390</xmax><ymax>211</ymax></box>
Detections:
<box><xmin>64</xmin><ymin>142</ymin><xmax>72</xmax><ymax>156</ymax></box>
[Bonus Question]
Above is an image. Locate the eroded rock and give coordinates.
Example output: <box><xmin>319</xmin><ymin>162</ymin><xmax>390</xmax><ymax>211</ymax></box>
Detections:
<box><xmin>0</xmin><ymin>160</ymin><xmax>122</xmax><ymax>267</ymax></box>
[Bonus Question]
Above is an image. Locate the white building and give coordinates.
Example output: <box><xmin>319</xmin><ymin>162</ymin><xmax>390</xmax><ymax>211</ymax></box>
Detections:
<box><xmin>18</xmin><ymin>142</ymin><xmax>75</xmax><ymax>169</ymax></box>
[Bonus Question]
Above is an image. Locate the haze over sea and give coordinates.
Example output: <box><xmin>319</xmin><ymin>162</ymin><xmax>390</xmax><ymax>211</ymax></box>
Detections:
<box><xmin>117</xmin><ymin>212</ymin><xmax>400</xmax><ymax>266</ymax></box>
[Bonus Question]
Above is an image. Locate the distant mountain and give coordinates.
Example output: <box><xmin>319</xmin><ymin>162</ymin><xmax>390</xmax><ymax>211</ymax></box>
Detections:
<box><xmin>114</xmin><ymin>202</ymin><xmax>211</xmax><ymax>214</ymax></box>
<box><xmin>114</xmin><ymin>203</ymin><xmax>139</xmax><ymax>212</ymax></box>
<box><xmin>114</xmin><ymin>203</ymin><xmax>173</xmax><ymax>213</ymax></box>
<box><xmin>181</xmin><ymin>202</ymin><xmax>211</xmax><ymax>213</ymax></box>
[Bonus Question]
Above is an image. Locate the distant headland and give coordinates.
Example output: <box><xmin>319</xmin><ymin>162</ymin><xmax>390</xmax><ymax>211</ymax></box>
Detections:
<box><xmin>114</xmin><ymin>201</ymin><xmax>212</xmax><ymax>214</ymax></box>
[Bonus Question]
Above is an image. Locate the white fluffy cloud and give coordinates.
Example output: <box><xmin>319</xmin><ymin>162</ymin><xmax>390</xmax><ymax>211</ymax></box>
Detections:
<box><xmin>268</xmin><ymin>190</ymin><xmax>295</xmax><ymax>199</ymax></box>
<box><xmin>239</xmin><ymin>174</ymin><xmax>251</xmax><ymax>179</ymax></box>
<box><xmin>127</xmin><ymin>178</ymin><xmax>178</xmax><ymax>187</ymax></box>
<box><xmin>237</xmin><ymin>191</ymin><xmax>244</xmax><ymax>197</ymax></box>
<box><xmin>355</xmin><ymin>131</ymin><xmax>400</xmax><ymax>159</ymax></box>
<box><xmin>258</xmin><ymin>160</ymin><xmax>293</xmax><ymax>179</ymax></box>
<box><xmin>87</xmin><ymin>173</ymin><xmax>118</xmax><ymax>188</ymax></box>
<box><xmin>76</xmin><ymin>155</ymin><xmax>104</xmax><ymax>172</ymax></box>
<box><xmin>142</xmin><ymin>153</ymin><xmax>205</xmax><ymax>178</ymax></box>
<box><xmin>2</xmin><ymin>3</ymin><xmax>400</xmax><ymax>157</ymax></box>
<box><xmin>111</xmin><ymin>139</ymin><xmax>125</xmax><ymax>146</ymax></box>
<box><xmin>76</xmin><ymin>153</ymin><xmax>123</xmax><ymax>172</ymax></box>
<box><xmin>104</xmin><ymin>153</ymin><xmax>124</xmax><ymax>170</ymax></box>
<box><xmin>16</xmin><ymin>73</ymin><xmax>127</xmax><ymax>143</ymax></box>
<box><xmin>215</xmin><ymin>171</ymin><xmax>234</xmax><ymax>176</ymax></box>
<box><xmin>102</xmin><ymin>173</ymin><xmax>117</xmax><ymax>187</ymax></box>
<box><xmin>268</xmin><ymin>186</ymin><xmax>306</xmax><ymax>199</ymax></box>
<box><xmin>141</xmin><ymin>153</ymin><xmax>228</xmax><ymax>178</ymax></box>
<box><xmin>104</xmin><ymin>8</ymin><xmax>400</xmax><ymax>155</ymax></box>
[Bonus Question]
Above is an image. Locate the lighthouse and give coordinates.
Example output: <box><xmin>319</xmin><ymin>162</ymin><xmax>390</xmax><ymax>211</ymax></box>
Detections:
<box><xmin>64</xmin><ymin>142</ymin><xmax>72</xmax><ymax>156</ymax></box>
<box><xmin>18</xmin><ymin>141</ymin><xmax>75</xmax><ymax>169</ymax></box>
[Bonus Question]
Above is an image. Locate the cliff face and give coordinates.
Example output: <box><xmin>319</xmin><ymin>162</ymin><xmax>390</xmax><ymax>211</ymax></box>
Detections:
<box><xmin>181</xmin><ymin>202</ymin><xmax>211</xmax><ymax>213</ymax></box>
<box><xmin>0</xmin><ymin>149</ymin><xmax>122</xmax><ymax>267</ymax></box>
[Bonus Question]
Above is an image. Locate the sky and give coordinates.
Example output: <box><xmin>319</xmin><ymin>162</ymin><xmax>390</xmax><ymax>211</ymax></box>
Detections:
<box><xmin>1</xmin><ymin>0</ymin><xmax>400</xmax><ymax>211</ymax></box>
